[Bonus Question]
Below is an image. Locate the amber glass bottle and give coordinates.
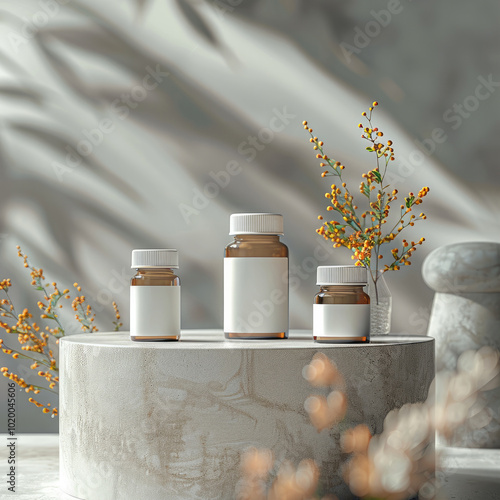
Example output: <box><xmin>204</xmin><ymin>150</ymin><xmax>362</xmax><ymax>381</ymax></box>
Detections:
<box><xmin>313</xmin><ymin>266</ymin><xmax>370</xmax><ymax>343</ymax></box>
<box><xmin>224</xmin><ymin>213</ymin><xmax>289</xmax><ymax>339</ymax></box>
<box><xmin>130</xmin><ymin>249</ymin><xmax>181</xmax><ymax>341</ymax></box>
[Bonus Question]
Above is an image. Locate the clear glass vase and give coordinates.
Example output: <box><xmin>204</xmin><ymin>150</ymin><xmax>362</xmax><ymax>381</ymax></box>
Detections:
<box><xmin>367</xmin><ymin>272</ymin><xmax>392</xmax><ymax>335</ymax></box>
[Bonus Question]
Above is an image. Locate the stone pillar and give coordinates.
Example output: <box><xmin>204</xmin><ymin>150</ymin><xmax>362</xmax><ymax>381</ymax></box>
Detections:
<box><xmin>423</xmin><ymin>241</ymin><xmax>500</xmax><ymax>447</ymax></box>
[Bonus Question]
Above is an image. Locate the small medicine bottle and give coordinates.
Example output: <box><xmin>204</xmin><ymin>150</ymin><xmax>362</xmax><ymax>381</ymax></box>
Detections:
<box><xmin>224</xmin><ymin>213</ymin><xmax>289</xmax><ymax>339</ymax></box>
<box><xmin>313</xmin><ymin>265</ymin><xmax>370</xmax><ymax>343</ymax></box>
<box><xmin>130</xmin><ymin>249</ymin><xmax>181</xmax><ymax>342</ymax></box>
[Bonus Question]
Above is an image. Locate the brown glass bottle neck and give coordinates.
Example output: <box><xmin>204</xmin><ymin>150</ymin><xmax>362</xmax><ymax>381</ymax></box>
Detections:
<box><xmin>319</xmin><ymin>284</ymin><xmax>366</xmax><ymax>292</ymax></box>
<box><xmin>232</xmin><ymin>234</ymin><xmax>281</xmax><ymax>242</ymax></box>
<box><xmin>134</xmin><ymin>268</ymin><xmax>177</xmax><ymax>276</ymax></box>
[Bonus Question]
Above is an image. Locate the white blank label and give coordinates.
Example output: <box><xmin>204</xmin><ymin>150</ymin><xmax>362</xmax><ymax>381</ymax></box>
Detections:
<box><xmin>313</xmin><ymin>304</ymin><xmax>369</xmax><ymax>338</ymax></box>
<box><xmin>224</xmin><ymin>257</ymin><xmax>288</xmax><ymax>334</ymax></box>
<box><xmin>130</xmin><ymin>286</ymin><xmax>180</xmax><ymax>337</ymax></box>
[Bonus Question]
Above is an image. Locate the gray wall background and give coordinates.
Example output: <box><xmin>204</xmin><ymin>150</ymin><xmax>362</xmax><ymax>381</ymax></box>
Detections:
<box><xmin>0</xmin><ymin>0</ymin><xmax>499</xmax><ymax>432</ymax></box>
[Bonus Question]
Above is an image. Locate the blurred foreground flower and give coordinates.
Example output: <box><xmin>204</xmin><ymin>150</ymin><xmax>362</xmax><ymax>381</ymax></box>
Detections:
<box><xmin>238</xmin><ymin>448</ymin><xmax>274</xmax><ymax>500</ymax></box>
<box><xmin>342</xmin><ymin>347</ymin><xmax>500</xmax><ymax>500</ymax></box>
<box><xmin>302</xmin><ymin>352</ymin><xmax>343</xmax><ymax>388</ymax></box>
<box><xmin>240</xmin><ymin>348</ymin><xmax>500</xmax><ymax>499</ymax></box>
<box><xmin>237</xmin><ymin>447</ymin><xmax>334</xmax><ymax>500</ymax></box>
<box><xmin>431</xmin><ymin>346</ymin><xmax>500</xmax><ymax>442</ymax></box>
<box><xmin>304</xmin><ymin>353</ymin><xmax>347</xmax><ymax>432</ymax></box>
<box><xmin>0</xmin><ymin>246</ymin><xmax>123</xmax><ymax>416</ymax></box>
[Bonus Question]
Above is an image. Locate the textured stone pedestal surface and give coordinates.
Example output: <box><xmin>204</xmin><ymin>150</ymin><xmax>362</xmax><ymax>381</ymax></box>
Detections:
<box><xmin>60</xmin><ymin>330</ymin><xmax>434</xmax><ymax>500</ymax></box>
<box><xmin>439</xmin><ymin>447</ymin><xmax>500</xmax><ymax>499</ymax></box>
<box><xmin>423</xmin><ymin>241</ymin><xmax>500</xmax><ymax>447</ymax></box>
<box><xmin>5</xmin><ymin>435</ymin><xmax>498</xmax><ymax>500</ymax></box>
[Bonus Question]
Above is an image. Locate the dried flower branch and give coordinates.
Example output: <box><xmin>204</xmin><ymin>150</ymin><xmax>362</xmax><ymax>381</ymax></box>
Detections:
<box><xmin>71</xmin><ymin>282</ymin><xmax>97</xmax><ymax>333</ymax></box>
<box><xmin>0</xmin><ymin>246</ymin><xmax>123</xmax><ymax>416</ymax></box>
<box><xmin>304</xmin><ymin>102</ymin><xmax>430</xmax><ymax>303</ymax></box>
<box><xmin>112</xmin><ymin>301</ymin><xmax>123</xmax><ymax>331</ymax></box>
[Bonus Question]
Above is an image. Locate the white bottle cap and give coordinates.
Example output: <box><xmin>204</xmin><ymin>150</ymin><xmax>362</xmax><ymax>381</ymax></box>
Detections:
<box><xmin>229</xmin><ymin>213</ymin><xmax>284</xmax><ymax>235</ymax></box>
<box><xmin>317</xmin><ymin>265</ymin><xmax>367</xmax><ymax>285</ymax></box>
<box><xmin>131</xmin><ymin>249</ymin><xmax>179</xmax><ymax>269</ymax></box>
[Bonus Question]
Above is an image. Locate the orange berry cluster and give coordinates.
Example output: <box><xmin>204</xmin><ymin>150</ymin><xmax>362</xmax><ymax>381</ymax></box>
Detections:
<box><xmin>72</xmin><ymin>284</ymin><xmax>98</xmax><ymax>332</ymax></box>
<box><xmin>1</xmin><ymin>246</ymin><xmax>123</xmax><ymax>418</ymax></box>
<box><xmin>304</xmin><ymin>102</ymin><xmax>429</xmax><ymax>274</ymax></box>
<box><xmin>28</xmin><ymin>396</ymin><xmax>57</xmax><ymax>416</ymax></box>
<box><xmin>0</xmin><ymin>279</ymin><xmax>12</xmax><ymax>291</ymax></box>
<box><xmin>112</xmin><ymin>301</ymin><xmax>123</xmax><ymax>331</ymax></box>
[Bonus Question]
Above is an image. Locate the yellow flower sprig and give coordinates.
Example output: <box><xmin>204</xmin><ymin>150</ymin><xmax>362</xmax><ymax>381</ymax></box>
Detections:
<box><xmin>0</xmin><ymin>275</ymin><xmax>55</xmax><ymax>372</ymax></box>
<box><xmin>18</xmin><ymin>245</ymin><xmax>68</xmax><ymax>339</ymax></box>
<box><xmin>112</xmin><ymin>301</ymin><xmax>123</xmax><ymax>331</ymax></box>
<box><xmin>0</xmin><ymin>271</ymin><xmax>60</xmax><ymax>417</ymax></box>
<box><xmin>304</xmin><ymin>102</ymin><xmax>429</xmax><ymax>302</ymax></box>
<box><xmin>71</xmin><ymin>283</ymin><xmax>98</xmax><ymax>333</ymax></box>
<box><xmin>0</xmin><ymin>246</ymin><xmax>123</xmax><ymax>416</ymax></box>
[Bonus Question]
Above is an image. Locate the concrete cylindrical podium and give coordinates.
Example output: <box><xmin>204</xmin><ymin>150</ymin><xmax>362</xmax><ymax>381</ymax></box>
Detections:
<box><xmin>60</xmin><ymin>331</ymin><xmax>434</xmax><ymax>500</ymax></box>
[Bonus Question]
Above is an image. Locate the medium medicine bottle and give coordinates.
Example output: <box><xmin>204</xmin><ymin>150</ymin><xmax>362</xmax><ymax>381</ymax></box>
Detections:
<box><xmin>130</xmin><ymin>249</ymin><xmax>181</xmax><ymax>341</ymax></box>
<box><xmin>224</xmin><ymin>213</ymin><xmax>289</xmax><ymax>339</ymax></box>
<box><xmin>313</xmin><ymin>265</ymin><xmax>370</xmax><ymax>343</ymax></box>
